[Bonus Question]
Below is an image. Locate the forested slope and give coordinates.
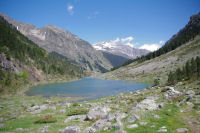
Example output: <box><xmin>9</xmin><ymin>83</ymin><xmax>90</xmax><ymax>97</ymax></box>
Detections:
<box><xmin>0</xmin><ymin>17</ymin><xmax>83</xmax><ymax>92</ymax></box>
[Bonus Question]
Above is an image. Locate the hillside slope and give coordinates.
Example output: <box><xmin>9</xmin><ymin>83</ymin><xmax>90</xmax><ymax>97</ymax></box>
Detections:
<box><xmin>0</xmin><ymin>16</ymin><xmax>83</xmax><ymax>92</ymax></box>
<box><xmin>95</xmin><ymin>35</ymin><xmax>200</xmax><ymax>85</ymax></box>
<box><xmin>95</xmin><ymin>13</ymin><xmax>200</xmax><ymax>85</ymax></box>
<box><xmin>0</xmin><ymin>13</ymin><xmax>112</xmax><ymax>72</ymax></box>
<box><xmin>123</xmin><ymin>12</ymin><xmax>200</xmax><ymax>66</ymax></box>
<box><xmin>101</xmin><ymin>51</ymin><xmax>130</xmax><ymax>67</ymax></box>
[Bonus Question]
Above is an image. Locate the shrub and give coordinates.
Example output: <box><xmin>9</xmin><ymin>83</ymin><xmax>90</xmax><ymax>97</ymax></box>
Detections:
<box><xmin>154</xmin><ymin>79</ymin><xmax>160</xmax><ymax>86</ymax></box>
<box><xmin>18</xmin><ymin>71</ymin><xmax>29</xmax><ymax>79</ymax></box>
<box><xmin>161</xmin><ymin>88</ymin><xmax>169</xmax><ymax>92</ymax></box>
<box><xmin>66</xmin><ymin>108</ymin><xmax>88</xmax><ymax>116</ymax></box>
<box><xmin>34</xmin><ymin>115</ymin><xmax>56</xmax><ymax>124</ymax></box>
<box><xmin>72</xmin><ymin>102</ymin><xmax>79</xmax><ymax>107</ymax></box>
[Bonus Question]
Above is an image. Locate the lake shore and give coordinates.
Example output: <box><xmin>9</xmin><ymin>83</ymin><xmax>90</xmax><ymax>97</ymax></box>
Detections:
<box><xmin>0</xmin><ymin>79</ymin><xmax>199</xmax><ymax>133</ymax></box>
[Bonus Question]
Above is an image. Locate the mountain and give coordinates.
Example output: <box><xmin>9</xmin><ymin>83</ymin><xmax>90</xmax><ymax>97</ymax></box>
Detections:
<box><xmin>123</xmin><ymin>12</ymin><xmax>200</xmax><ymax>66</ymax></box>
<box><xmin>0</xmin><ymin>16</ymin><xmax>83</xmax><ymax>92</ymax></box>
<box><xmin>0</xmin><ymin>13</ymin><xmax>112</xmax><ymax>72</ymax></box>
<box><xmin>93</xmin><ymin>41</ymin><xmax>150</xmax><ymax>59</ymax></box>
<box><xmin>101</xmin><ymin>51</ymin><xmax>130</xmax><ymax>67</ymax></box>
<box><xmin>94</xmin><ymin>13</ymin><xmax>200</xmax><ymax>85</ymax></box>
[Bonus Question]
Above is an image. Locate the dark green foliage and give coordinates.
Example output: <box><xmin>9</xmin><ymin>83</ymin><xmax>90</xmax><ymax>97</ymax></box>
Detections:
<box><xmin>154</xmin><ymin>79</ymin><xmax>160</xmax><ymax>86</ymax></box>
<box><xmin>196</xmin><ymin>56</ymin><xmax>200</xmax><ymax>76</ymax></box>
<box><xmin>168</xmin><ymin>56</ymin><xmax>200</xmax><ymax>85</ymax></box>
<box><xmin>123</xmin><ymin>13</ymin><xmax>200</xmax><ymax>66</ymax></box>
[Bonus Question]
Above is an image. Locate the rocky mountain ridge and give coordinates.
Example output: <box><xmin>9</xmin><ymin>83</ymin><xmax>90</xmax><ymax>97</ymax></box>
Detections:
<box><xmin>0</xmin><ymin>13</ymin><xmax>112</xmax><ymax>72</ymax></box>
<box><xmin>93</xmin><ymin>41</ymin><xmax>150</xmax><ymax>59</ymax></box>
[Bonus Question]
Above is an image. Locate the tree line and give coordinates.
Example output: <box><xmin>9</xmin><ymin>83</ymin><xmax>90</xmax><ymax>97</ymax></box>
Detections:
<box><xmin>168</xmin><ymin>56</ymin><xmax>200</xmax><ymax>85</ymax></box>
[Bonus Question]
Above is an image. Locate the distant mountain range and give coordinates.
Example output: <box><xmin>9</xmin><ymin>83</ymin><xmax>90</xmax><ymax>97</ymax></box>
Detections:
<box><xmin>93</xmin><ymin>41</ymin><xmax>150</xmax><ymax>59</ymax></box>
<box><xmin>0</xmin><ymin>13</ymin><xmax>112</xmax><ymax>72</ymax></box>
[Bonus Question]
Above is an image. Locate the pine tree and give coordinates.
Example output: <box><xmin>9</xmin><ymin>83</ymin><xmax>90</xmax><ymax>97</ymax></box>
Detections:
<box><xmin>191</xmin><ymin>57</ymin><xmax>197</xmax><ymax>75</ymax></box>
<box><xmin>168</xmin><ymin>71</ymin><xmax>176</xmax><ymax>85</ymax></box>
<box><xmin>185</xmin><ymin>60</ymin><xmax>191</xmax><ymax>79</ymax></box>
<box><xmin>176</xmin><ymin>68</ymin><xmax>182</xmax><ymax>81</ymax></box>
<box><xmin>196</xmin><ymin>56</ymin><xmax>200</xmax><ymax>76</ymax></box>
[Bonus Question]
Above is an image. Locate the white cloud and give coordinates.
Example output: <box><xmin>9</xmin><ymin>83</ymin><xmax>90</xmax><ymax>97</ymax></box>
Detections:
<box><xmin>139</xmin><ymin>40</ymin><xmax>164</xmax><ymax>52</ymax></box>
<box><xmin>121</xmin><ymin>36</ymin><xmax>134</xmax><ymax>42</ymax></box>
<box><xmin>159</xmin><ymin>40</ymin><xmax>164</xmax><ymax>44</ymax></box>
<box><xmin>105</xmin><ymin>36</ymin><xmax>135</xmax><ymax>48</ymax></box>
<box><xmin>67</xmin><ymin>4</ymin><xmax>74</xmax><ymax>15</ymax></box>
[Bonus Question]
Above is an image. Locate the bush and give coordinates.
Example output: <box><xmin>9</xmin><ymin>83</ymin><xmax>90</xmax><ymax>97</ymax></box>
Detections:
<box><xmin>66</xmin><ymin>108</ymin><xmax>88</xmax><ymax>116</ymax></box>
<box><xmin>161</xmin><ymin>88</ymin><xmax>169</xmax><ymax>92</ymax></box>
<box><xmin>18</xmin><ymin>71</ymin><xmax>29</xmax><ymax>79</ymax></box>
<box><xmin>154</xmin><ymin>79</ymin><xmax>159</xmax><ymax>86</ymax></box>
<box><xmin>72</xmin><ymin>102</ymin><xmax>79</xmax><ymax>107</ymax></box>
<box><xmin>34</xmin><ymin>115</ymin><xmax>56</xmax><ymax>124</ymax></box>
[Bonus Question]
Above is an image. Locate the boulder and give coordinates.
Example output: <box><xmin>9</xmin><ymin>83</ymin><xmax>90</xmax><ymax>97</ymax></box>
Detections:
<box><xmin>136</xmin><ymin>97</ymin><xmax>158</xmax><ymax>111</ymax></box>
<box><xmin>64</xmin><ymin>115</ymin><xmax>86</xmax><ymax>123</ymax></box>
<box><xmin>176</xmin><ymin>128</ymin><xmax>188</xmax><ymax>132</ymax></box>
<box><xmin>157</xmin><ymin>126</ymin><xmax>167</xmax><ymax>132</ymax></box>
<box><xmin>0</xmin><ymin>117</ymin><xmax>6</xmax><ymax>122</ymax></box>
<box><xmin>153</xmin><ymin>114</ymin><xmax>160</xmax><ymax>119</ymax></box>
<box><xmin>126</xmin><ymin>115</ymin><xmax>136</xmax><ymax>123</ymax></box>
<box><xmin>127</xmin><ymin>124</ymin><xmax>138</xmax><ymax>129</ymax></box>
<box><xmin>86</xmin><ymin>106</ymin><xmax>110</xmax><ymax>120</ymax></box>
<box><xmin>139</xmin><ymin>121</ymin><xmax>148</xmax><ymax>126</ymax></box>
<box><xmin>0</xmin><ymin>124</ymin><xmax>5</xmax><ymax>128</ymax></box>
<box><xmin>39</xmin><ymin>125</ymin><xmax>49</xmax><ymax>133</ymax></box>
<box><xmin>164</xmin><ymin>87</ymin><xmax>181</xmax><ymax>99</ymax></box>
<box><xmin>59</xmin><ymin>126</ymin><xmax>80</xmax><ymax>133</ymax></box>
<box><xmin>185</xmin><ymin>90</ymin><xmax>195</xmax><ymax>96</ymax></box>
<box><xmin>92</xmin><ymin>119</ymin><xmax>111</xmax><ymax>130</ymax></box>
<box><xmin>83</xmin><ymin>127</ymin><xmax>96</xmax><ymax>133</ymax></box>
<box><xmin>59</xmin><ymin>109</ymin><xmax>66</xmax><ymax>113</ymax></box>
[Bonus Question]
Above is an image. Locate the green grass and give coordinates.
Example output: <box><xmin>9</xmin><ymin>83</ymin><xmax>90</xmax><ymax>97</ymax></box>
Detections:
<box><xmin>125</xmin><ymin>104</ymin><xmax>188</xmax><ymax>133</ymax></box>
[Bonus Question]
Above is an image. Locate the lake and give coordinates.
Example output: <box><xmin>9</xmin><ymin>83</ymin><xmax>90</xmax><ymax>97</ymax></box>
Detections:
<box><xmin>26</xmin><ymin>78</ymin><xmax>151</xmax><ymax>101</ymax></box>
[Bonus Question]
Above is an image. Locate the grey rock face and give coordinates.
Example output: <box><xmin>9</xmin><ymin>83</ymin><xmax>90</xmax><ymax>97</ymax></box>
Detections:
<box><xmin>0</xmin><ymin>54</ymin><xmax>15</xmax><ymax>72</ymax></box>
<box><xmin>0</xmin><ymin>13</ymin><xmax>112</xmax><ymax>72</ymax></box>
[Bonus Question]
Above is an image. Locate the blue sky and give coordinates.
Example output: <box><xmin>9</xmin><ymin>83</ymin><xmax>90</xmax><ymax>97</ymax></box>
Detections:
<box><xmin>0</xmin><ymin>0</ymin><xmax>199</xmax><ymax>50</ymax></box>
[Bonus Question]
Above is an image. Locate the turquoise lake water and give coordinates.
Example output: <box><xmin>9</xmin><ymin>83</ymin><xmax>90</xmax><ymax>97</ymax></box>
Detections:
<box><xmin>26</xmin><ymin>78</ymin><xmax>151</xmax><ymax>101</ymax></box>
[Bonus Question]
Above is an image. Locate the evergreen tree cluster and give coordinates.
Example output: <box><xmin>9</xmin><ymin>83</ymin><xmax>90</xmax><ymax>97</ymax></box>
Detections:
<box><xmin>123</xmin><ymin>13</ymin><xmax>200</xmax><ymax>66</ymax></box>
<box><xmin>168</xmin><ymin>56</ymin><xmax>200</xmax><ymax>85</ymax></box>
<box><xmin>0</xmin><ymin>16</ymin><xmax>83</xmax><ymax>91</ymax></box>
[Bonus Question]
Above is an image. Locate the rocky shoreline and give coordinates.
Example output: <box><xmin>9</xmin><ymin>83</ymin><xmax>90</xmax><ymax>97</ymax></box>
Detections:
<box><xmin>0</xmin><ymin>79</ymin><xmax>199</xmax><ymax>133</ymax></box>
